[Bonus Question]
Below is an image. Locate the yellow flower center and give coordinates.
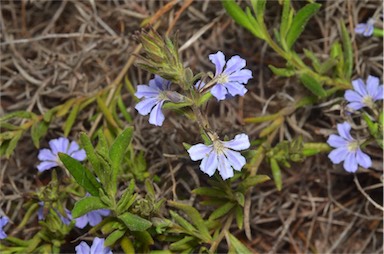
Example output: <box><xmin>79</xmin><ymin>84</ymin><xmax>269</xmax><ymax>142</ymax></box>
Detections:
<box><xmin>216</xmin><ymin>73</ymin><xmax>229</xmax><ymax>84</ymax></box>
<box><xmin>362</xmin><ymin>95</ymin><xmax>374</xmax><ymax>108</ymax></box>
<box><xmin>347</xmin><ymin>141</ymin><xmax>359</xmax><ymax>152</ymax></box>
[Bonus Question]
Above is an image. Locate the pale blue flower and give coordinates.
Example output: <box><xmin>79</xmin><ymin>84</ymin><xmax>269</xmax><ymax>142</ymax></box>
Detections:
<box><xmin>75</xmin><ymin>237</ymin><xmax>112</xmax><ymax>254</ymax></box>
<box><xmin>75</xmin><ymin>209</ymin><xmax>110</xmax><ymax>229</ymax></box>
<box><xmin>0</xmin><ymin>216</ymin><xmax>9</xmax><ymax>239</ymax></box>
<box><xmin>188</xmin><ymin>133</ymin><xmax>250</xmax><ymax>180</ymax></box>
<box><xmin>37</xmin><ymin>137</ymin><xmax>86</xmax><ymax>172</ymax></box>
<box><xmin>345</xmin><ymin>75</ymin><xmax>383</xmax><ymax>110</ymax></box>
<box><xmin>355</xmin><ymin>19</ymin><xmax>375</xmax><ymax>37</ymax></box>
<box><xmin>37</xmin><ymin>202</ymin><xmax>72</xmax><ymax>225</ymax></box>
<box><xmin>327</xmin><ymin>122</ymin><xmax>372</xmax><ymax>173</ymax></box>
<box><xmin>202</xmin><ymin>51</ymin><xmax>252</xmax><ymax>100</ymax></box>
<box><xmin>135</xmin><ymin>75</ymin><xmax>183</xmax><ymax>126</ymax></box>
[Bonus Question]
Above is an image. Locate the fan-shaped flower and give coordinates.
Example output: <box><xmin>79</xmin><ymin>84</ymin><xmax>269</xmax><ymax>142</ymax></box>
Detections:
<box><xmin>37</xmin><ymin>137</ymin><xmax>86</xmax><ymax>172</ymax></box>
<box><xmin>0</xmin><ymin>216</ymin><xmax>9</xmax><ymax>239</ymax></box>
<box><xmin>75</xmin><ymin>209</ymin><xmax>110</xmax><ymax>229</ymax></box>
<box><xmin>327</xmin><ymin>122</ymin><xmax>372</xmax><ymax>172</ymax></box>
<box><xmin>355</xmin><ymin>19</ymin><xmax>375</xmax><ymax>37</ymax></box>
<box><xmin>344</xmin><ymin>75</ymin><xmax>383</xmax><ymax>110</ymax></box>
<box><xmin>188</xmin><ymin>133</ymin><xmax>250</xmax><ymax>180</ymax></box>
<box><xmin>75</xmin><ymin>237</ymin><xmax>112</xmax><ymax>254</ymax></box>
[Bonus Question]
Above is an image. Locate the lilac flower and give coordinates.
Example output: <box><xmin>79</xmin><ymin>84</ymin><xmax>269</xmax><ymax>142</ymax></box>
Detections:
<box><xmin>355</xmin><ymin>19</ymin><xmax>375</xmax><ymax>37</ymax></box>
<box><xmin>135</xmin><ymin>75</ymin><xmax>183</xmax><ymax>126</ymax></box>
<box><xmin>0</xmin><ymin>216</ymin><xmax>9</xmax><ymax>239</ymax></box>
<box><xmin>75</xmin><ymin>237</ymin><xmax>112</xmax><ymax>254</ymax></box>
<box><xmin>202</xmin><ymin>51</ymin><xmax>252</xmax><ymax>100</ymax></box>
<box><xmin>37</xmin><ymin>202</ymin><xmax>72</xmax><ymax>225</ymax></box>
<box><xmin>75</xmin><ymin>209</ymin><xmax>110</xmax><ymax>229</ymax></box>
<box><xmin>188</xmin><ymin>133</ymin><xmax>250</xmax><ymax>180</ymax></box>
<box><xmin>37</xmin><ymin>137</ymin><xmax>86</xmax><ymax>172</ymax></box>
<box><xmin>344</xmin><ymin>75</ymin><xmax>383</xmax><ymax>110</ymax></box>
<box><xmin>327</xmin><ymin>122</ymin><xmax>372</xmax><ymax>173</ymax></box>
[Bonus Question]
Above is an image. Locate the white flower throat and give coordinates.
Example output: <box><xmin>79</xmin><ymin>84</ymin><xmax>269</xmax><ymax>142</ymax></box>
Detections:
<box><xmin>216</xmin><ymin>73</ymin><xmax>229</xmax><ymax>84</ymax></box>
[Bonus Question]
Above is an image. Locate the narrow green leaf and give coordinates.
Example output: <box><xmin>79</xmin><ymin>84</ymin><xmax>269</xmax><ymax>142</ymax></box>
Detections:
<box><xmin>169</xmin><ymin>236</ymin><xmax>195</xmax><ymax>251</ymax></box>
<box><xmin>72</xmin><ymin>196</ymin><xmax>109</xmax><ymax>218</ymax></box>
<box><xmin>56</xmin><ymin>98</ymin><xmax>76</xmax><ymax>117</ymax></box>
<box><xmin>299</xmin><ymin>73</ymin><xmax>327</xmax><ymax>97</ymax></box>
<box><xmin>244</xmin><ymin>7</ymin><xmax>265</xmax><ymax>39</ymax></box>
<box><xmin>222</xmin><ymin>0</ymin><xmax>254</xmax><ymax>33</ymax></box>
<box><xmin>131</xmin><ymin>231</ymin><xmax>154</xmax><ymax>245</ymax></box>
<box><xmin>5</xmin><ymin>131</ymin><xmax>22</xmax><ymax>158</ymax></box>
<box><xmin>118</xmin><ymin>212</ymin><xmax>152</xmax><ymax>231</ymax></box>
<box><xmin>239</xmin><ymin>175</ymin><xmax>270</xmax><ymax>190</ymax></box>
<box><xmin>208</xmin><ymin>202</ymin><xmax>236</xmax><ymax>221</ymax></box>
<box><xmin>303</xmin><ymin>49</ymin><xmax>321</xmax><ymax>72</ymax></box>
<box><xmin>340</xmin><ymin>21</ymin><xmax>353</xmax><ymax>79</ymax></box>
<box><xmin>80</xmin><ymin>133</ymin><xmax>102</xmax><ymax>180</ymax></box>
<box><xmin>117</xmin><ymin>96</ymin><xmax>133</xmax><ymax>123</ymax></box>
<box><xmin>286</xmin><ymin>3</ymin><xmax>321</xmax><ymax>49</ymax></box>
<box><xmin>226</xmin><ymin>232</ymin><xmax>253</xmax><ymax>254</ymax></box>
<box><xmin>268</xmin><ymin>65</ymin><xmax>296</xmax><ymax>77</ymax></box>
<box><xmin>318</xmin><ymin>58</ymin><xmax>337</xmax><ymax>74</ymax></box>
<box><xmin>259</xmin><ymin>116</ymin><xmax>283</xmax><ymax>137</ymax></box>
<box><xmin>280</xmin><ymin>0</ymin><xmax>292</xmax><ymax>44</ymax></box>
<box><xmin>192</xmin><ymin>187</ymin><xmax>227</xmax><ymax>198</ymax></box>
<box><xmin>169</xmin><ymin>210</ymin><xmax>196</xmax><ymax>233</ymax></box>
<box><xmin>234</xmin><ymin>206</ymin><xmax>244</xmax><ymax>229</ymax></box>
<box><xmin>96</xmin><ymin>96</ymin><xmax>120</xmax><ymax>129</ymax></box>
<box><xmin>58</xmin><ymin>153</ymin><xmax>102</xmax><ymax>196</ymax></box>
<box><xmin>270</xmin><ymin>158</ymin><xmax>282</xmax><ymax>191</ymax></box>
<box><xmin>251</xmin><ymin>0</ymin><xmax>266</xmax><ymax>23</ymax></box>
<box><xmin>0</xmin><ymin>111</ymin><xmax>34</xmax><ymax>122</ymax></box>
<box><xmin>104</xmin><ymin>230</ymin><xmax>126</xmax><ymax>246</ymax></box>
<box><xmin>31</xmin><ymin>121</ymin><xmax>49</xmax><ymax>148</ymax></box>
<box><xmin>63</xmin><ymin>103</ymin><xmax>80</xmax><ymax>137</ymax></box>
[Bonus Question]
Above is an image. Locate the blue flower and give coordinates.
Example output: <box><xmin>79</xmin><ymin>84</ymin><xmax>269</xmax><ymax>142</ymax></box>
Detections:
<box><xmin>0</xmin><ymin>216</ymin><xmax>9</xmax><ymax>239</ymax></box>
<box><xmin>344</xmin><ymin>75</ymin><xmax>383</xmax><ymax>110</ymax></box>
<box><xmin>37</xmin><ymin>202</ymin><xmax>72</xmax><ymax>225</ymax></box>
<box><xmin>135</xmin><ymin>75</ymin><xmax>183</xmax><ymax>126</ymax></box>
<box><xmin>355</xmin><ymin>19</ymin><xmax>375</xmax><ymax>37</ymax></box>
<box><xmin>201</xmin><ymin>51</ymin><xmax>252</xmax><ymax>100</ymax></box>
<box><xmin>188</xmin><ymin>133</ymin><xmax>250</xmax><ymax>180</ymax></box>
<box><xmin>327</xmin><ymin>122</ymin><xmax>372</xmax><ymax>173</ymax></box>
<box><xmin>75</xmin><ymin>209</ymin><xmax>110</xmax><ymax>229</ymax></box>
<box><xmin>75</xmin><ymin>237</ymin><xmax>112</xmax><ymax>254</ymax></box>
<box><xmin>37</xmin><ymin>137</ymin><xmax>86</xmax><ymax>172</ymax></box>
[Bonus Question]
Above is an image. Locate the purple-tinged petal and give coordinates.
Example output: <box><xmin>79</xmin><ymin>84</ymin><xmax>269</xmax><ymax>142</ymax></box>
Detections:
<box><xmin>91</xmin><ymin>237</ymin><xmax>111</xmax><ymax>254</ymax></box>
<box><xmin>346</xmin><ymin>102</ymin><xmax>365</xmax><ymax>111</ymax></box>
<box><xmin>188</xmin><ymin>144</ymin><xmax>212</xmax><ymax>161</ymax></box>
<box><xmin>224</xmin><ymin>55</ymin><xmax>246</xmax><ymax>75</ymax></box>
<box><xmin>71</xmin><ymin>149</ymin><xmax>86</xmax><ymax>161</ymax></box>
<box><xmin>67</xmin><ymin>141</ymin><xmax>80</xmax><ymax>155</ymax></box>
<box><xmin>337</xmin><ymin>122</ymin><xmax>354</xmax><ymax>141</ymax></box>
<box><xmin>37</xmin><ymin>161</ymin><xmax>59</xmax><ymax>172</ymax></box>
<box><xmin>366</xmin><ymin>75</ymin><xmax>380</xmax><ymax>98</ymax></box>
<box><xmin>224</xmin><ymin>82</ymin><xmax>247</xmax><ymax>97</ymax></box>
<box><xmin>135</xmin><ymin>98</ymin><xmax>158</xmax><ymax>116</ymax></box>
<box><xmin>373</xmin><ymin>85</ymin><xmax>383</xmax><ymax>101</ymax></box>
<box><xmin>149</xmin><ymin>100</ymin><xmax>165</xmax><ymax>126</ymax></box>
<box><xmin>97</xmin><ymin>209</ymin><xmax>111</xmax><ymax>217</ymax></box>
<box><xmin>0</xmin><ymin>231</ymin><xmax>7</xmax><ymax>240</ymax></box>
<box><xmin>211</xmin><ymin>84</ymin><xmax>228</xmax><ymax>100</ymax></box>
<box><xmin>223</xmin><ymin>134</ymin><xmax>250</xmax><ymax>151</ymax></box>
<box><xmin>224</xmin><ymin>149</ymin><xmax>246</xmax><ymax>171</ymax></box>
<box><xmin>343</xmin><ymin>152</ymin><xmax>358</xmax><ymax>173</ymax></box>
<box><xmin>344</xmin><ymin>90</ymin><xmax>363</xmax><ymax>103</ymax></box>
<box><xmin>152</xmin><ymin>75</ymin><xmax>171</xmax><ymax>90</ymax></box>
<box><xmin>356</xmin><ymin>149</ymin><xmax>372</xmax><ymax>169</ymax></box>
<box><xmin>38</xmin><ymin>148</ymin><xmax>57</xmax><ymax>161</ymax></box>
<box><xmin>364</xmin><ymin>25</ymin><xmax>374</xmax><ymax>37</ymax></box>
<box><xmin>87</xmin><ymin>211</ymin><xmax>103</xmax><ymax>227</ymax></box>
<box><xmin>217</xmin><ymin>154</ymin><xmax>233</xmax><ymax>180</ymax></box>
<box><xmin>228</xmin><ymin>69</ymin><xmax>253</xmax><ymax>84</ymax></box>
<box><xmin>327</xmin><ymin>134</ymin><xmax>348</xmax><ymax>148</ymax></box>
<box><xmin>352</xmin><ymin>79</ymin><xmax>367</xmax><ymax>96</ymax></box>
<box><xmin>209</xmin><ymin>51</ymin><xmax>226</xmax><ymax>76</ymax></box>
<box><xmin>200</xmin><ymin>151</ymin><xmax>218</xmax><ymax>176</ymax></box>
<box><xmin>75</xmin><ymin>214</ymin><xmax>89</xmax><ymax>229</ymax></box>
<box><xmin>135</xmin><ymin>85</ymin><xmax>160</xmax><ymax>99</ymax></box>
<box><xmin>0</xmin><ymin>217</ymin><xmax>9</xmax><ymax>227</ymax></box>
<box><xmin>195</xmin><ymin>80</ymin><xmax>206</xmax><ymax>90</ymax></box>
<box><xmin>37</xmin><ymin>205</ymin><xmax>45</xmax><ymax>221</ymax></box>
<box><xmin>328</xmin><ymin>147</ymin><xmax>349</xmax><ymax>164</ymax></box>
<box><xmin>354</xmin><ymin>23</ymin><xmax>367</xmax><ymax>34</ymax></box>
<box><xmin>75</xmin><ymin>241</ymin><xmax>91</xmax><ymax>254</ymax></box>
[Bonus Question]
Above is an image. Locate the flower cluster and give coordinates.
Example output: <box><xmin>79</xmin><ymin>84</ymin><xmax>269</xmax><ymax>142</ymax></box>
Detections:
<box><xmin>37</xmin><ymin>137</ymin><xmax>86</xmax><ymax>172</ymax></box>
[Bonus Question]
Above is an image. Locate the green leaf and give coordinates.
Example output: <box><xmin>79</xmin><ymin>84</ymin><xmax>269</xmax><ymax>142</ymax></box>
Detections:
<box><xmin>340</xmin><ymin>21</ymin><xmax>353</xmax><ymax>79</ymax></box>
<box><xmin>131</xmin><ymin>231</ymin><xmax>154</xmax><ymax>245</ymax></box>
<box><xmin>96</xmin><ymin>96</ymin><xmax>120</xmax><ymax>129</ymax></box>
<box><xmin>63</xmin><ymin>103</ymin><xmax>80</xmax><ymax>137</ymax></box>
<box><xmin>0</xmin><ymin>111</ymin><xmax>35</xmax><ymax>122</ymax></box>
<box><xmin>5</xmin><ymin>130</ymin><xmax>22</xmax><ymax>158</ymax></box>
<box><xmin>303</xmin><ymin>49</ymin><xmax>321</xmax><ymax>72</ymax></box>
<box><xmin>208</xmin><ymin>202</ymin><xmax>236</xmax><ymax>221</ymax></box>
<box><xmin>31</xmin><ymin>121</ymin><xmax>49</xmax><ymax>148</ymax></box>
<box><xmin>239</xmin><ymin>175</ymin><xmax>270</xmax><ymax>191</ymax></box>
<box><xmin>72</xmin><ymin>196</ymin><xmax>109</xmax><ymax>218</ymax></box>
<box><xmin>105</xmin><ymin>230</ymin><xmax>126</xmax><ymax>246</ymax></box>
<box><xmin>299</xmin><ymin>73</ymin><xmax>327</xmax><ymax>97</ymax></box>
<box><xmin>58</xmin><ymin>153</ymin><xmax>102</xmax><ymax>196</ymax></box>
<box><xmin>118</xmin><ymin>212</ymin><xmax>152</xmax><ymax>231</ymax></box>
<box><xmin>109</xmin><ymin>127</ymin><xmax>134</xmax><ymax>193</ymax></box>
<box><xmin>270</xmin><ymin>158</ymin><xmax>282</xmax><ymax>191</ymax></box>
<box><xmin>244</xmin><ymin>7</ymin><xmax>265</xmax><ymax>39</ymax></box>
<box><xmin>80</xmin><ymin>133</ymin><xmax>102</xmax><ymax>181</ymax></box>
<box><xmin>169</xmin><ymin>236</ymin><xmax>195</xmax><ymax>251</ymax></box>
<box><xmin>169</xmin><ymin>210</ymin><xmax>196</xmax><ymax>233</ymax></box>
<box><xmin>251</xmin><ymin>0</ymin><xmax>266</xmax><ymax>23</ymax></box>
<box><xmin>234</xmin><ymin>206</ymin><xmax>244</xmax><ymax>229</ymax></box>
<box><xmin>168</xmin><ymin>201</ymin><xmax>212</xmax><ymax>242</ymax></box>
<box><xmin>226</xmin><ymin>231</ymin><xmax>253</xmax><ymax>254</ymax></box>
<box><xmin>280</xmin><ymin>0</ymin><xmax>293</xmax><ymax>43</ymax></box>
<box><xmin>268</xmin><ymin>65</ymin><xmax>296</xmax><ymax>77</ymax></box>
<box><xmin>286</xmin><ymin>3</ymin><xmax>321</xmax><ymax>49</ymax></box>
<box><xmin>192</xmin><ymin>187</ymin><xmax>227</xmax><ymax>198</ymax></box>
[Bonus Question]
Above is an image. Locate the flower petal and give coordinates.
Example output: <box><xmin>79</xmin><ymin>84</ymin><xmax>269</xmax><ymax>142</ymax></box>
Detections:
<box><xmin>75</xmin><ymin>214</ymin><xmax>89</xmax><ymax>229</ymax></box>
<box><xmin>37</xmin><ymin>161</ymin><xmax>59</xmax><ymax>172</ymax></box>
<box><xmin>217</xmin><ymin>154</ymin><xmax>233</xmax><ymax>180</ymax></box>
<box><xmin>149</xmin><ymin>100</ymin><xmax>165</xmax><ymax>126</ymax></box>
<box><xmin>200</xmin><ymin>151</ymin><xmax>218</xmax><ymax>176</ymax></box>
<box><xmin>344</xmin><ymin>90</ymin><xmax>363</xmax><ymax>103</ymax></box>
<box><xmin>354</xmin><ymin>23</ymin><xmax>367</xmax><ymax>34</ymax></box>
<box><xmin>328</xmin><ymin>147</ymin><xmax>349</xmax><ymax>164</ymax></box>
<box><xmin>224</xmin><ymin>149</ymin><xmax>246</xmax><ymax>171</ymax></box>
<box><xmin>195</xmin><ymin>80</ymin><xmax>206</xmax><ymax>90</ymax></box>
<box><xmin>228</xmin><ymin>69</ymin><xmax>252</xmax><ymax>84</ymax></box>
<box><xmin>67</xmin><ymin>141</ymin><xmax>80</xmax><ymax>155</ymax></box>
<box><xmin>337</xmin><ymin>122</ymin><xmax>353</xmax><ymax>141</ymax></box>
<box><xmin>327</xmin><ymin>134</ymin><xmax>348</xmax><ymax>148</ymax></box>
<box><xmin>75</xmin><ymin>241</ymin><xmax>91</xmax><ymax>254</ymax></box>
<box><xmin>224</xmin><ymin>55</ymin><xmax>246</xmax><ymax>75</ymax></box>
<box><xmin>38</xmin><ymin>148</ymin><xmax>57</xmax><ymax>161</ymax></box>
<box><xmin>0</xmin><ymin>217</ymin><xmax>9</xmax><ymax>227</ymax></box>
<box><xmin>346</xmin><ymin>102</ymin><xmax>365</xmax><ymax>111</ymax></box>
<box><xmin>352</xmin><ymin>78</ymin><xmax>367</xmax><ymax>96</ymax></box>
<box><xmin>49</xmin><ymin>138</ymin><xmax>69</xmax><ymax>155</ymax></box>
<box><xmin>366</xmin><ymin>75</ymin><xmax>379</xmax><ymax>98</ymax></box>
<box><xmin>223</xmin><ymin>133</ymin><xmax>250</xmax><ymax>151</ymax></box>
<box><xmin>224</xmin><ymin>82</ymin><xmax>248</xmax><ymax>97</ymax></box>
<box><xmin>188</xmin><ymin>144</ymin><xmax>212</xmax><ymax>161</ymax></box>
<box><xmin>343</xmin><ymin>152</ymin><xmax>358</xmax><ymax>172</ymax></box>
<box><xmin>87</xmin><ymin>211</ymin><xmax>103</xmax><ymax>227</ymax></box>
<box><xmin>135</xmin><ymin>85</ymin><xmax>160</xmax><ymax>99</ymax></box>
<box><xmin>97</xmin><ymin>209</ymin><xmax>111</xmax><ymax>217</ymax></box>
<box><xmin>356</xmin><ymin>149</ymin><xmax>372</xmax><ymax>169</ymax></box>
<box><xmin>135</xmin><ymin>97</ymin><xmax>158</xmax><ymax>116</ymax></box>
<box><xmin>152</xmin><ymin>75</ymin><xmax>171</xmax><ymax>90</ymax></box>
<box><xmin>364</xmin><ymin>25</ymin><xmax>374</xmax><ymax>37</ymax></box>
<box><xmin>373</xmin><ymin>85</ymin><xmax>384</xmax><ymax>101</ymax></box>
<box><xmin>71</xmin><ymin>149</ymin><xmax>87</xmax><ymax>161</ymax></box>
<box><xmin>211</xmin><ymin>84</ymin><xmax>227</xmax><ymax>101</ymax></box>
<box><xmin>209</xmin><ymin>51</ymin><xmax>226</xmax><ymax>76</ymax></box>
<box><xmin>91</xmin><ymin>237</ymin><xmax>110</xmax><ymax>254</ymax></box>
